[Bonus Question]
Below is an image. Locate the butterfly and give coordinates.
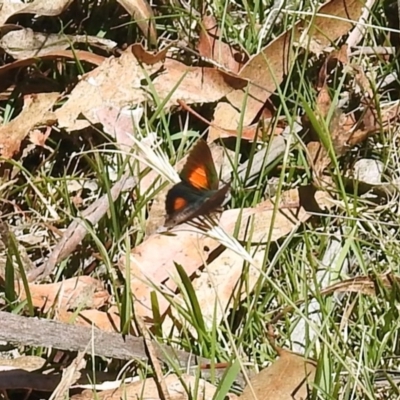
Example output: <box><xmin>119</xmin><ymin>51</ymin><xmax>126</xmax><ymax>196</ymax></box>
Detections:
<box><xmin>164</xmin><ymin>140</ymin><xmax>230</xmax><ymax>228</ymax></box>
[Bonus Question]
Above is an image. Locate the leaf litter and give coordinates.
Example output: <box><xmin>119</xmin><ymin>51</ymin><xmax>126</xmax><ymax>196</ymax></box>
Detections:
<box><xmin>0</xmin><ymin>92</ymin><xmax>58</xmax><ymax>158</ymax></box>
<box><xmin>55</xmin><ymin>45</ymin><xmax>247</xmax><ymax>131</ymax></box>
<box><xmin>1</xmin><ymin>0</ymin><xmax>399</xmax><ymax>398</ymax></box>
<box><xmin>210</xmin><ymin>0</ymin><xmax>367</xmax><ymax>139</ymax></box>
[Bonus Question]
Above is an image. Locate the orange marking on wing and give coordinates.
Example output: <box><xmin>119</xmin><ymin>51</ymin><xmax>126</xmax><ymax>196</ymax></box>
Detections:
<box><xmin>186</xmin><ymin>165</ymin><xmax>209</xmax><ymax>190</ymax></box>
<box><xmin>172</xmin><ymin>196</ymin><xmax>188</xmax><ymax>211</ymax></box>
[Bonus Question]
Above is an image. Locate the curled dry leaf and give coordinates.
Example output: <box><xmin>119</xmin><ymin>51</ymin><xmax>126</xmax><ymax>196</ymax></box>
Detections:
<box><xmin>16</xmin><ymin>276</ymin><xmax>110</xmax><ymax>312</ymax></box>
<box><xmin>116</xmin><ymin>0</ymin><xmax>157</xmax><ymax>45</ymax></box>
<box><xmin>56</xmin><ymin>46</ymin><xmax>246</xmax><ymax>131</ymax></box>
<box><xmin>0</xmin><ymin>28</ymin><xmax>116</xmax><ymax>60</ymax></box>
<box><xmin>0</xmin><ymin>0</ymin><xmax>74</xmax><ymax>26</ymax></box>
<box><xmin>0</xmin><ymin>92</ymin><xmax>58</xmax><ymax>159</ymax></box>
<box><xmin>131</xmin><ymin>42</ymin><xmax>173</xmax><ymax>65</ymax></box>
<box><xmin>239</xmin><ymin>350</ymin><xmax>316</xmax><ymax>400</ymax></box>
<box><xmin>73</xmin><ymin>373</ymin><xmax>229</xmax><ymax>400</ymax></box>
<box><xmin>210</xmin><ymin>0</ymin><xmax>365</xmax><ymax>138</ymax></box>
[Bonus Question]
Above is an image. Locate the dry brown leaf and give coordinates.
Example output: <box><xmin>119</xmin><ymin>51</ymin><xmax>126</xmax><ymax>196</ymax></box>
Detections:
<box><xmin>29</xmin><ymin>127</ymin><xmax>51</xmax><ymax>148</ymax></box>
<box><xmin>239</xmin><ymin>350</ymin><xmax>316</xmax><ymax>400</ymax></box>
<box><xmin>156</xmin><ymin>59</ymin><xmax>247</xmax><ymax>103</ymax></box>
<box><xmin>57</xmin><ymin>309</ymin><xmax>121</xmax><ymax>332</ymax></box>
<box><xmin>210</xmin><ymin>0</ymin><xmax>365</xmax><ymax>138</ymax></box>
<box><xmin>16</xmin><ymin>276</ymin><xmax>110</xmax><ymax>312</ymax></box>
<box><xmin>55</xmin><ymin>50</ymin><xmax>150</xmax><ymax>131</ymax></box>
<box><xmin>302</xmin><ymin>0</ymin><xmax>367</xmax><ymax>48</ymax></box>
<box><xmin>210</xmin><ymin>29</ymin><xmax>295</xmax><ymax>136</ymax></box>
<box><xmin>198</xmin><ymin>15</ymin><xmax>248</xmax><ymax>73</ymax></box>
<box><xmin>0</xmin><ymin>28</ymin><xmax>116</xmax><ymax>59</ymax></box>
<box><xmin>117</xmin><ymin>0</ymin><xmax>157</xmax><ymax>45</ymax></box>
<box><xmin>56</xmin><ymin>47</ymin><xmax>245</xmax><ymax>131</ymax></box>
<box><xmin>0</xmin><ymin>0</ymin><xmax>73</xmax><ymax>26</ymax></box>
<box><xmin>73</xmin><ymin>373</ymin><xmax>227</xmax><ymax>400</ymax></box>
<box><xmin>0</xmin><ymin>92</ymin><xmax>58</xmax><ymax>159</ymax></box>
<box><xmin>209</xmin><ymin>119</ymin><xmax>285</xmax><ymax>142</ymax></box>
<box><xmin>131</xmin><ymin>42</ymin><xmax>173</xmax><ymax>65</ymax></box>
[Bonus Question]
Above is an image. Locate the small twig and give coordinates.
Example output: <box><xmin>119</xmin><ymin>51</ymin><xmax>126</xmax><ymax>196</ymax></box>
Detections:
<box><xmin>177</xmin><ymin>99</ymin><xmax>232</xmax><ymax>136</ymax></box>
<box><xmin>27</xmin><ymin>172</ymin><xmax>136</xmax><ymax>282</ymax></box>
<box><xmin>0</xmin><ymin>311</ymin><xmax>246</xmax><ymax>388</ymax></box>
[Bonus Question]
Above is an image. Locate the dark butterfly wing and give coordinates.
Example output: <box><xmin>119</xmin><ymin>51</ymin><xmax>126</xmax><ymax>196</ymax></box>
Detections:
<box><xmin>180</xmin><ymin>140</ymin><xmax>219</xmax><ymax>191</ymax></box>
<box><xmin>165</xmin><ymin>182</ymin><xmax>230</xmax><ymax>228</ymax></box>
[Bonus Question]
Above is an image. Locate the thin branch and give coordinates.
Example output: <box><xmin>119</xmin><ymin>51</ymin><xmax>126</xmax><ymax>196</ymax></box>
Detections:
<box><xmin>0</xmin><ymin>312</ymin><xmax>246</xmax><ymax>387</ymax></box>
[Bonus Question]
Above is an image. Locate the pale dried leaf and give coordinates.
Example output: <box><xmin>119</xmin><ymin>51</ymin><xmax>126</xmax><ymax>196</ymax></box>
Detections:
<box><xmin>163</xmin><ymin>190</ymin><xmax>309</xmax><ymax>333</ymax></box>
<box><xmin>55</xmin><ymin>50</ymin><xmax>150</xmax><ymax>131</ymax></box>
<box><xmin>155</xmin><ymin>59</ymin><xmax>246</xmax><ymax>106</ymax></box>
<box><xmin>16</xmin><ymin>276</ymin><xmax>110</xmax><ymax>312</ymax></box>
<box><xmin>56</xmin><ymin>309</ymin><xmax>121</xmax><ymax>332</ymax></box>
<box><xmin>95</xmin><ymin>104</ymin><xmax>144</xmax><ymax>151</ymax></box>
<box><xmin>353</xmin><ymin>159</ymin><xmax>384</xmax><ymax>185</ymax></box>
<box><xmin>239</xmin><ymin>350</ymin><xmax>316</xmax><ymax>400</ymax></box>
<box><xmin>56</xmin><ymin>47</ymin><xmax>243</xmax><ymax>131</ymax></box>
<box><xmin>29</xmin><ymin>127</ymin><xmax>51</xmax><ymax>147</ymax></box>
<box><xmin>0</xmin><ymin>92</ymin><xmax>58</xmax><ymax>159</ymax></box>
<box><xmin>304</xmin><ymin>0</ymin><xmax>369</xmax><ymax>47</ymax></box>
<box><xmin>0</xmin><ymin>0</ymin><xmax>73</xmax><ymax>26</ymax></box>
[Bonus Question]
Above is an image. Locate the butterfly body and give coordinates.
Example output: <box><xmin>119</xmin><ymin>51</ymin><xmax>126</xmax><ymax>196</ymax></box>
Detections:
<box><xmin>164</xmin><ymin>140</ymin><xmax>230</xmax><ymax>227</ymax></box>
